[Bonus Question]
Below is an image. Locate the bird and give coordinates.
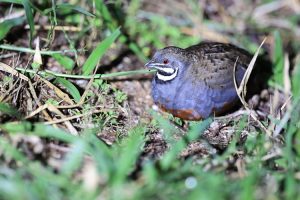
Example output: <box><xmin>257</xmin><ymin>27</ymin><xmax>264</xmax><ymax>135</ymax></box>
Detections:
<box><xmin>145</xmin><ymin>41</ymin><xmax>253</xmax><ymax>120</ymax></box>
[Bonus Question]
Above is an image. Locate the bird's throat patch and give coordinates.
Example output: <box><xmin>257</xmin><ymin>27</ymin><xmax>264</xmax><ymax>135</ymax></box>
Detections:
<box><xmin>156</xmin><ymin>67</ymin><xmax>178</xmax><ymax>82</ymax></box>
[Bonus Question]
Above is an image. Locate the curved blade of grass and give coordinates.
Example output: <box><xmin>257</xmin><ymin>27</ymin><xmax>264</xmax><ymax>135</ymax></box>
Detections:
<box><xmin>95</xmin><ymin>0</ymin><xmax>116</xmax><ymax>30</ymax></box>
<box><xmin>0</xmin><ymin>103</ymin><xmax>21</xmax><ymax>118</ymax></box>
<box><xmin>0</xmin><ymin>0</ymin><xmax>22</xmax><ymax>4</ymax></box>
<box><xmin>82</xmin><ymin>28</ymin><xmax>121</xmax><ymax>75</ymax></box>
<box><xmin>57</xmin><ymin>3</ymin><xmax>95</xmax><ymax>17</ymax></box>
<box><xmin>84</xmin><ymin>132</ymin><xmax>114</xmax><ymax>177</ymax></box>
<box><xmin>233</xmin><ymin>38</ymin><xmax>270</xmax><ymax>136</ymax></box>
<box><xmin>161</xmin><ymin>118</ymin><xmax>212</xmax><ymax>169</ymax></box>
<box><xmin>22</xmin><ymin>0</ymin><xmax>35</xmax><ymax>46</ymax></box>
<box><xmin>0</xmin><ymin>17</ymin><xmax>25</xmax><ymax>41</ymax></box>
<box><xmin>0</xmin><ymin>121</ymin><xmax>33</xmax><ymax>133</ymax></box>
<box><xmin>61</xmin><ymin>139</ymin><xmax>86</xmax><ymax>177</ymax></box>
<box><xmin>0</xmin><ymin>44</ymin><xmax>84</xmax><ymax>55</ymax></box>
<box><xmin>292</xmin><ymin>57</ymin><xmax>300</xmax><ymax>98</ymax></box>
<box><xmin>54</xmin><ymin>77</ymin><xmax>81</xmax><ymax>103</ymax></box>
<box><xmin>0</xmin><ymin>138</ymin><xmax>29</xmax><ymax>163</ymax></box>
<box><xmin>271</xmin><ymin>31</ymin><xmax>284</xmax><ymax>86</ymax></box>
<box><xmin>52</xmin><ymin>53</ymin><xmax>75</xmax><ymax>70</ymax></box>
<box><xmin>0</xmin><ymin>122</ymin><xmax>77</xmax><ymax>143</ymax></box>
<box><xmin>33</xmin><ymin>123</ymin><xmax>77</xmax><ymax>142</ymax></box>
<box><xmin>129</xmin><ymin>42</ymin><xmax>148</xmax><ymax>62</ymax></box>
<box><xmin>112</xmin><ymin>125</ymin><xmax>145</xmax><ymax>185</ymax></box>
<box><xmin>43</xmin><ymin>3</ymin><xmax>95</xmax><ymax>17</ymax></box>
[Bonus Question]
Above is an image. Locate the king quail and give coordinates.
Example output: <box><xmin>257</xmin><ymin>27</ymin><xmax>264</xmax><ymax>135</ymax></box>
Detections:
<box><xmin>145</xmin><ymin>41</ymin><xmax>253</xmax><ymax>120</ymax></box>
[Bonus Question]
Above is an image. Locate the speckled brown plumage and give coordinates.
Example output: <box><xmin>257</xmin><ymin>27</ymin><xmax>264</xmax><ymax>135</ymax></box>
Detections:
<box><xmin>184</xmin><ymin>42</ymin><xmax>252</xmax><ymax>89</ymax></box>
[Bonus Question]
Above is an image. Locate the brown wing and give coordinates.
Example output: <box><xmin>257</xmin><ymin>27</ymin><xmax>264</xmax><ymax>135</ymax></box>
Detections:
<box><xmin>185</xmin><ymin>42</ymin><xmax>252</xmax><ymax>90</ymax></box>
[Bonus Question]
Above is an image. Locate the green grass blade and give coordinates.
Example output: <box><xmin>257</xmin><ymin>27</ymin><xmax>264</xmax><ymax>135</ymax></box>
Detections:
<box><xmin>112</xmin><ymin>125</ymin><xmax>145</xmax><ymax>185</ymax></box>
<box><xmin>161</xmin><ymin>118</ymin><xmax>212</xmax><ymax>169</ymax></box>
<box><xmin>22</xmin><ymin>0</ymin><xmax>35</xmax><ymax>46</ymax></box>
<box><xmin>51</xmin><ymin>53</ymin><xmax>75</xmax><ymax>70</ymax></box>
<box><xmin>54</xmin><ymin>77</ymin><xmax>81</xmax><ymax>103</ymax></box>
<box><xmin>56</xmin><ymin>3</ymin><xmax>95</xmax><ymax>17</ymax></box>
<box><xmin>61</xmin><ymin>140</ymin><xmax>86</xmax><ymax>177</ymax></box>
<box><xmin>292</xmin><ymin>57</ymin><xmax>300</xmax><ymax>98</ymax></box>
<box><xmin>0</xmin><ymin>103</ymin><xmax>21</xmax><ymax>118</ymax></box>
<box><xmin>0</xmin><ymin>138</ymin><xmax>29</xmax><ymax>163</ymax></box>
<box><xmin>83</xmin><ymin>131</ymin><xmax>114</xmax><ymax>177</ymax></box>
<box><xmin>95</xmin><ymin>0</ymin><xmax>116</xmax><ymax>30</ymax></box>
<box><xmin>0</xmin><ymin>44</ymin><xmax>83</xmax><ymax>55</ymax></box>
<box><xmin>32</xmin><ymin>123</ymin><xmax>77</xmax><ymax>142</ymax></box>
<box><xmin>82</xmin><ymin>28</ymin><xmax>121</xmax><ymax>75</ymax></box>
<box><xmin>129</xmin><ymin>42</ymin><xmax>148</xmax><ymax>62</ymax></box>
<box><xmin>271</xmin><ymin>31</ymin><xmax>284</xmax><ymax>86</ymax></box>
<box><xmin>0</xmin><ymin>122</ymin><xmax>76</xmax><ymax>143</ymax></box>
<box><xmin>0</xmin><ymin>0</ymin><xmax>22</xmax><ymax>4</ymax></box>
<box><xmin>0</xmin><ymin>17</ymin><xmax>25</xmax><ymax>41</ymax></box>
<box><xmin>0</xmin><ymin>121</ymin><xmax>32</xmax><ymax>133</ymax></box>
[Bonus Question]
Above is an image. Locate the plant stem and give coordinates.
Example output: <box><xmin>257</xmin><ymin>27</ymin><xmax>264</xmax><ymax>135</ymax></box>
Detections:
<box><xmin>15</xmin><ymin>67</ymin><xmax>156</xmax><ymax>79</ymax></box>
<box><xmin>0</xmin><ymin>45</ymin><xmax>85</xmax><ymax>55</ymax></box>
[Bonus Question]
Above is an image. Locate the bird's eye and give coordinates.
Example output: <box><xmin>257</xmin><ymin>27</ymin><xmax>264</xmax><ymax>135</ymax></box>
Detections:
<box><xmin>163</xmin><ymin>59</ymin><xmax>169</xmax><ymax>64</ymax></box>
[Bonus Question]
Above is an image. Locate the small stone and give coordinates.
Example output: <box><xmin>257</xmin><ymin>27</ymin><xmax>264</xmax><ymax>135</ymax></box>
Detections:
<box><xmin>248</xmin><ymin>94</ymin><xmax>260</xmax><ymax>109</ymax></box>
<box><xmin>260</xmin><ymin>89</ymin><xmax>269</xmax><ymax>101</ymax></box>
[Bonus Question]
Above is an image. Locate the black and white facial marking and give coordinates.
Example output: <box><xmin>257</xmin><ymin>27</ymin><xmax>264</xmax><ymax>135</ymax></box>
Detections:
<box><xmin>145</xmin><ymin>46</ymin><xmax>187</xmax><ymax>82</ymax></box>
<box><xmin>145</xmin><ymin>59</ymin><xmax>179</xmax><ymax>82</ymax></box>
<box><xmin>156</xmin><ymin>67</ymin><xmax>178</xmax><ymax>81</ymax></box>
<box><xmin>150</xmin><ymin>63</ymin><xmax>178</xmax><ymax>82</ymax></box>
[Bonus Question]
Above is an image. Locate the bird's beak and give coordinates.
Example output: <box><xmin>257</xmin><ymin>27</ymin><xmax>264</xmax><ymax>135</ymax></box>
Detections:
<box><xmin>145</xmin><ymin>60</ymin><xmax>166</xmax><ymax>68</ymax></box>
<box><xmin>145</xmin><ymin>60</ymin><xmax>156</xmax><ymax>68</ymax></box>
<box><xmin>145</xmin><ymin>60</ymin><xmax>176</xmax><ymax>74</ymax></box>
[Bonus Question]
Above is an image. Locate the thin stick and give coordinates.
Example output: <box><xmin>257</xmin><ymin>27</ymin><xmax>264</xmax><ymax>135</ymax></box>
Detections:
<box><xmin>0</xmin><ymin>44</ymin><xmax>85</xmax><ymax>55</ymax></box>
<box><xmin>16</xmin><ymin>67</ymin><xmax>156</xmax><ymax>79</ymax></box>
<box><xmin>44</xmin><ymin>109</ymin><xmax>104</xmax><ymax>125</ymax></box>
<box><xmin>233</xmin><ymin>38</ymin><xmax>271</xmax><ymax>136</ymax></box>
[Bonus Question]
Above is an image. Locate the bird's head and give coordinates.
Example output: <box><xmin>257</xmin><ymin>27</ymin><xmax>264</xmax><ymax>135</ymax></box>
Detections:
<box><xmin>145</xmin><ymin>46</ymin><xmax>189</xmax><ymax>82</ymax></box>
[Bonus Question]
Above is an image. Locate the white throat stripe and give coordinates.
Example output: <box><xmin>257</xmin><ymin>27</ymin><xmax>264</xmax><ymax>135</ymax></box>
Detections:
<box><xmin>156</xmin><ymin>68</ymin><xmax>178</xmax><ymax>81</ymax></box>
<box><xmin>154</xmin><ymin>66</ymin><xmax>175</xmax><ymax>74</ymax></box>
